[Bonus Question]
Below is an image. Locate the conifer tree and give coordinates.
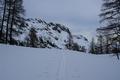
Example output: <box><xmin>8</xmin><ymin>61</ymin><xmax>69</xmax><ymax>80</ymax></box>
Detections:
<box><xmin>0</xmin><ymin>0</ymin><xmax>25</xmax><ymax>44</ymax></box>
<box><xmin>97</xmin><ymin>0</ymin><xmax>120</xmax><ymax>59</ymax></box>
<box><xmin>89</xmin><ymin>38</ymin><xmax>96</xmax><ymax>54</ymax></box>
<box><xmin>28</xmin><ymin>27</ymin><xmax>38</xmax><ymax>48</ymax></box>
<box><xmin>9</xmin><ymin>0</ymin><xmax>25</xmax><ymax>44</ymax></box>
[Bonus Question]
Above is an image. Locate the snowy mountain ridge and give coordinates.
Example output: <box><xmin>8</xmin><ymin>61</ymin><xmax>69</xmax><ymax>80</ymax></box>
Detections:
<box><xmin>17</xmin><ymin>18</ymin><xmax>89</xmax><ymax>52</ymax></box>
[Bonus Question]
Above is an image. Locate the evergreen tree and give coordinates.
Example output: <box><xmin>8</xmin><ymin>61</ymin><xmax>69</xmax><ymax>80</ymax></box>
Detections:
<box><xmin>28</xmin><ymin>27</ymin><xmax>38</xmax><ymax>48</ymax></box>
<box><xmin>97</xmin><ymin>34</ymin><xmax>103</xmax><ymax>54</ymax></box>
<box><xmin>97</xmin><ymin>0</ymin><xmax>120</xmax><ymax>59</ymax></box>
<box><xmin>100</xmin><ymin>0</ymin><xmax>120</xmax><ymax>24</ymax></box>
<box><xmin>99</xmin><ymin>0</ymin><xmax>120</xmax><ymax>45</ymax></box>
<box><xmin>9</xmin><ymin>0</ymin><xmax>25</xmax><ymax>44</ymax></box>
<box><xmin>0</xmin><ymin>0</ymin><xmax>25</xmax><ymax>44</ymax></box>
<box><xmin>89</xmin><ymin>38</ymin><xmax>96</xmax><ymax>54</ymax></box>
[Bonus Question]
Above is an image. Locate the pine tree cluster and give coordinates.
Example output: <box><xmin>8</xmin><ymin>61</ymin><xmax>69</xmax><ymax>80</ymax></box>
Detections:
<box><xmin>95</xmin><ymin>0</ymin><xmax>120</xmax><ymax>59</ymax></box>
<box><xmin>0</xmin><ymin>0</ymin><xmax>25</xmax><ymax>44</ymax></box>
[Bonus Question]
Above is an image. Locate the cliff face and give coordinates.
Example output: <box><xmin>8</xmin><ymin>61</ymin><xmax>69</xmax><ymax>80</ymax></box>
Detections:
<box><xmin>17</xmin><ymin>18</ymin><xmax>89</xmax><ymax>52</ymax></box>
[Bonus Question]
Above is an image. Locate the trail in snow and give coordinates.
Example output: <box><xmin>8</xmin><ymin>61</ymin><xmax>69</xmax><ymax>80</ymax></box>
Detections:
<box><xmin>57</xmin><ymin>51</ymin><xmax>66</xmax><ymax>80</ymax></box>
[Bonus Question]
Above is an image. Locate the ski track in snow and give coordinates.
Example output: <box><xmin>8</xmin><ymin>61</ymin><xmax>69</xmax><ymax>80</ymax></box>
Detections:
<box><xmin>57</xmin><ymin>51</ymin><xmax>66</xmax><ymax>80</ymax></box>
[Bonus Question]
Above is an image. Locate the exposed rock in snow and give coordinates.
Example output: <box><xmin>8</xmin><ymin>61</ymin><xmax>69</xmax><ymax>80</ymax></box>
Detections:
<box><xmin>17</xmin><ymin>18</ymin><xmax>89</xmax><ymax>52</ymax></box>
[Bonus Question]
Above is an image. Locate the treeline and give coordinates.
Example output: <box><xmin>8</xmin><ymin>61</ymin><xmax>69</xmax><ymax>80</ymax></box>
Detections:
<box><xmin>0</xmin><ymin>0</ymin><xmax>25</xmax><ymax>44</ymax></box>
<box><xmin>89</xmin><ymin>0</ymin><xmax>120</xmax><ymax>59</ymax></box>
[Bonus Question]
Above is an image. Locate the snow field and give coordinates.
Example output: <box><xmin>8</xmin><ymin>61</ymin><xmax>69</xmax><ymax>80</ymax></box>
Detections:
<box><xmin>0</xmin><ymin>44</ymin><xmax>120</xmax><ymax>80</ymax></box>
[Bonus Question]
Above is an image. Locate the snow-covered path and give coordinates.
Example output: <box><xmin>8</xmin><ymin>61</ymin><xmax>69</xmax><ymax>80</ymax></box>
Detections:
<box><xmin>57</xmin><ymin>52</ymin><xmax>66</xmax><ymax>80</ymax></box>
<box><xmin>0</xmin><ymin>44</ymin><xmax>120</xmax><ymax>80</ymax></box>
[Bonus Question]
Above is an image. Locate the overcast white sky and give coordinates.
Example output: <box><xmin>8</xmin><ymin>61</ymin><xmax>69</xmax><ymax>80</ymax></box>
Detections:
<box><xmin>23</xmin><ymin>0</ymin><xmax>102</xmax><ymax>40</ymax></box>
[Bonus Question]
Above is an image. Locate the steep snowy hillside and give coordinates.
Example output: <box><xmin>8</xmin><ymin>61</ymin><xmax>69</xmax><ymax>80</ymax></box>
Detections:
<box><xmin>0</xmin><ymin>44</ymin><xmax>120</xmax><ymax>80</ymax></box>
<box><xmin>17</xmin><ymin>18</ymin><xmax>89</xmax><ymax>51</ymax></box>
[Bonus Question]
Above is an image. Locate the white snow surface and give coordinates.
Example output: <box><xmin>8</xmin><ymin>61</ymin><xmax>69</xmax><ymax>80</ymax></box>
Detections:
<box><xmin>0</xmin><ymin>44</ymin><xmax>120</xmax><ymax>80</ymax></box>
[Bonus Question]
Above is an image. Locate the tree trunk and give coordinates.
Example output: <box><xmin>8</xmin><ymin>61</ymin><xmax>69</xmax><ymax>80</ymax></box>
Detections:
<box><xmin>116</xmin><ymin>53</ymin><xmax>119</xmax><ymax>60</ymax></box>
<box><xmin>6</xmin><ymin>0</ymin><xmax>11</xmax><ymax>44</ymax></box>
<box><xmin>100</xmin><ymin>36</ymin><xmax>103</xmax><ymax>54</ymax></box>
<box><xmin>0</xmin><ymin>0</ymin><xmax>7</xmax><ymax>40</ymax></box>
<box><xmin>9</xmin><ymin>0</ymin><xmax>16</xmax><ymax>44</ymax></box>
<box><xmin>106</xmin><ymin>37</ymin><xmax>109</xmax><ymax>54</ymax></box>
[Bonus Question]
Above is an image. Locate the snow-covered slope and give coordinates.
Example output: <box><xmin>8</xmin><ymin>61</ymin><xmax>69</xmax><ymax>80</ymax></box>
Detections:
<box><xmin>25</xmin><ymin>18</ymin><xmax>71</xmax><ymax>49</ymax></box>
<box><xmin>0</xmin><ymin>44</ymin><xmax>120</xmax><ymax>80</ymax></box>
<box><xmin>17</xmin><ymin>18</ymin><xmax>89</xmax><ymax>51</ymax></box>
